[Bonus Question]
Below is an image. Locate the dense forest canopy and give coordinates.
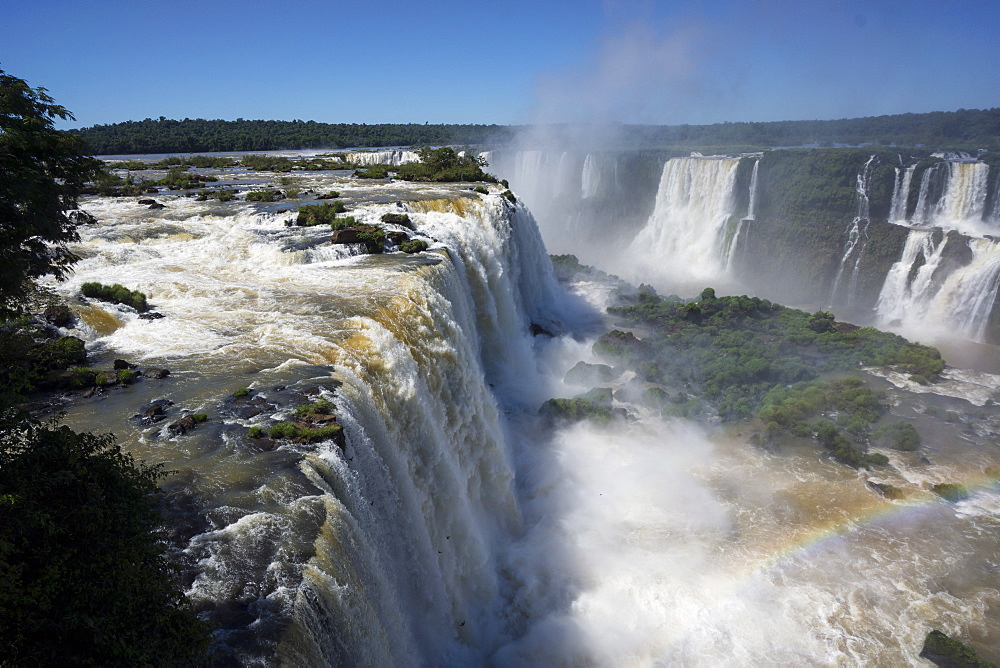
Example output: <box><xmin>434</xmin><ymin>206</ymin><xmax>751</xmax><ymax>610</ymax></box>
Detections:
<box><xmin>72</xmin><ymin>108</ymin><xmax>1000</xmax><ymax>155</ymax></box>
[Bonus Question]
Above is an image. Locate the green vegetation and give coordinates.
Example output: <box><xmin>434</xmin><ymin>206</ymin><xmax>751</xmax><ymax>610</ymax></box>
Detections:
<box><xmin>604</xmin><ymin>289</ymin><xmax>943</xmax><ymax>421</ymax></box>
<box><xmin>196</xmin><ymin>188</ymin><xmax>237</xmax><ymax>202</ymax></box>
<box><xmin>474</xmin><ymin>185</ymin><xmax>489</xmax><ymax>194</ymax></box>
<box><xmin>233</xmin><ymin>387</ymin><xmax>251</xmax><ymax>398</ymax></box>
<box><xmin>116</xmin><ymin>368</ymin><xmax>138</xmax><ymax>385</ymax></box>
<box><xmin>931</xmin><ymin>483</ymin><xmax>969</xmax><ymax>502</ymax></box>
<box><xmin>330</xmin><ymin>215</ymin><xmax>359</xmax><ymax>230</ymax></box>
<box><xmin>758</xmin><ymin>377</ymin><xmax>890</xmax><ymax>467</ymax></box>
<box><xmin>920</xmin><ymin>630</ymin><xmax>996</xmax><ymax>667</ymax></box>
<box><xmin>354</xmin><ymin>165</ymin><xmax>391</xmax><ymax>179</ymax></box>
<box><xmin>71</xmin><ymin>109</ymin><xmax>1000</xmax><ymax>156</ymax></box>
<box><xmin>393</xmin><ymin>147</ymin><xmax>496</xmax><ymax>182</ymax></box>
<box><xmin>156</xmin><ymin>165</ymin><xmax>218</xmax><ymax>190</ymax></box>
<box><xmin>872</xmin><ymin>421</ymin><xmax>921</xmax><ymax>451</ymax></box>
<box><xmin>502</xmin><ymin>189</ymin><xmax>517</xmax><ymax>203</ymax></box>
<box><xmin>296</xmin><ymin>201</ymin><xmax>347</xmax><ymax>226</ymax></box>
<box><xmin>0</xmin><ymin>70</ymin><xmax>207</xmax><ymax>663</ymax></box>
<box><xmin>245</xmin><ymin>188</ymin><xmax>284</xmax><ymax>202</ymax></box>
<box><xmin>539</xmin><ymin>388</ymin><xmax>616</xmax><ymax>425</ymax></box>
<box><xmin>192</xmin><ymin>413</ymin><xmax>208</xmax><ymax>423</ymax></box>
<box><xmin>247</xmin><ymin>426</ymin><xmax>265</xmax><ymax>438</ymax></box>
<box><xmin>294</xmin><ymin>398</ymin><xmax>334</xmax><ymax>417</ymax></box>
<box><xmin>380</xmin><ymin>212</ymin><xmax>413</xmax><ymax>227</ymax></box>
<box><xmin>240</xmin><ymin>154</ymin><xmax>295</xmax><ymax>172</ymax></box>
<box><xmin>268</xmin><ymin>420</ymin><xmax>343</xmax><ymax>443</ymax></box>
<box><xmin>0</xmin><ymin>420</ymin><xmax>208</xmax><ymax>665</ymax></box>
<box><xmin>80</xmin><ymin>282</ymin><xmax>150</xmax><ymax>312</ymax></box>
<box><xmin>400</xmin><ymin>239</ymin><xmax>429</xmax><ymax>253</ymax></box>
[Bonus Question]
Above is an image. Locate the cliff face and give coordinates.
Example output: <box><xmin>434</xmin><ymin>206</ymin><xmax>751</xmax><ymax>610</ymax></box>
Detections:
<box><xmin>492</xmin><ymin>147</ymin><xmax>1000</xmax><ymax>343</ymax></box>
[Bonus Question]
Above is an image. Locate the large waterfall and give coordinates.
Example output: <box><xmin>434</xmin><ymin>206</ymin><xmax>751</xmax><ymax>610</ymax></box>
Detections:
<box><xmin>48</xmin><ymin>159</ymin><xmax>1000</xmax><ymax>665</ymax></box>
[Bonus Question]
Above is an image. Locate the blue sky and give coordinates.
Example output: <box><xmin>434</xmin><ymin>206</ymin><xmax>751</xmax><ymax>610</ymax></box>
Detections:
<box><xmin>3</xmin><ymin>0</ymin><xmax>998</xmax><ymax>128</ymax></box>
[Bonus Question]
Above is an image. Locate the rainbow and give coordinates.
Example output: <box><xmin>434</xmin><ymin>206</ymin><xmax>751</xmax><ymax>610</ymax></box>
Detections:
<box><xmin>744</xmin><ymin>471</ymin><xmax>1000</xmax><ymax>579</ymax></box>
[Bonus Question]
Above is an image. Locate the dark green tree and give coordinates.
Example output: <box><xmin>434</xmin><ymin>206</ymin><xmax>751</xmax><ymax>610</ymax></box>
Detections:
<box><xmin>0</xmin><ymin>70</ymin><xmax>208</xmax><ymax>664</ymax></box>
<box><xmin>0</xmin><ymin>68</ymin><xmax>100</xmax><ymax>317</ymax></box>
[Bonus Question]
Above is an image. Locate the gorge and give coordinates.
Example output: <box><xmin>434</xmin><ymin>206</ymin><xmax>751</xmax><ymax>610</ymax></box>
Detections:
<box><xmin>38</xmin><ymin>151</ymin><xmax>1000</xmax><ymax>665</ymax></box>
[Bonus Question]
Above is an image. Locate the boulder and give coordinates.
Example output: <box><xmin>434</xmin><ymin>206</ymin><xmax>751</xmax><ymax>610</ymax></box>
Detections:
<box><xmin>143</xmin><ymin>367</ymin><xmax>170</xmax><ymax>379</ymax></box>
<box><xmin>563</xmin><ymin>361</ymin><xmax>615</xmax><ymax>387</ymax></box>
<box><xmin>148</xmin><ymin>201</ymin><xmax>166</xmax><ymax>210</ymax></box>
<box><xmin>530</xmin><ymin>323</ymin><xmax>554</xmax><ymax>337</ymax></box>
<box><xmin>68</xmin><ymin>210</ymin><xmax>98</xmax><ymax>225</ymax></box>
<box><xmin>167</xmin><ymin>415</ymin><xmax>196</xmax><ymax>436</ymax></box>
<box><xmin>137</xmin><ymin>198</ymin><xmax>156</xmax><ymax>205</ymax></box>
<box><xmin>138</xmin><ymin>311</ymin><xmax>164</xmax><ymax>320</ymax></box>
<box><xmin>330</xmin><ymin>228</ymin><xmax>366</xmax><ymax>244</ymax></box>
<box><xmin>42</xmin><ymin>303</ymin><xmax>76</xmax><ymax>328</ymax></box>
<box><xmin>114</xmin><ymin>359</ymin><xmax>137</xmax><ymax>370</ymax></box>
<box><xmin>386</xmin><ymin>231</ymin><xmax>409</xmax><ymax>245</ymax></box>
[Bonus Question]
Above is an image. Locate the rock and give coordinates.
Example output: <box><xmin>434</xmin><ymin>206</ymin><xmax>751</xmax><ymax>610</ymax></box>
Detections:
<box><xmin>530</xmin><ymin>323</ymin><xmax>554</xmax><ymax>337</ymax></box>
<box><xmin>920</xmin><ymin>629</ymin><xmax>992</xmax><ymax>667</ymax></box>
<box><xmin>137</xmin><ymin>198</ymin><xmax>157</xmax><ymax>205</ymax></box>
<box><xmin>867</xmin><ymin>481</ymin><xmax>904</xmax><ymax>500</ymax></box>
<box><xmin>139</xmin><ymin>312</ymin><xmax>164</xmax><ymax>320</ymax></box>
<box><xmin>42</xmin><ymin>303</ymin><xmax>76</xmax><ymax>328</ymax></box>
<box><xmin>148</xmin><ymin>201</ymin><xmax>166</xmax><ymax>210</ymax></box>
<box><xmin>386</xmin><ymin>231</ymin><xmax>409</xmax><ymax>245</ymax></box>
<box><xmin>68</xmin><ymin>210</ymin><xmax>98</xmax><ymax>225</ymax></box>
<box><xmin>143</xmin><ymin>367</ymin><xmax>170</xmax><ymax>379</ymax></box>
<box><xmin>82</xmin><ymin>386</ymin><xmax>97</xmax><ymax>399</ymax></box>
<box><xmin>134</xmin><ymin>399</ymin><xmax>173</xmax><ymax>426</ymax></box>
<box><xmin>114</xmin><ymin>359</ymin><xmax>137</xmax><ymax>370</ymax></box>
<box><xmin>931</xmin><ymin>483</ymin><xmax>969</xmax><ymax>503</ymax></box>
<box><xmin>167</xmin><ymin>415</ymin><xmax>197</xmax><ymax>436</ymax></box>
<box><xmin>564</xmin><ymin>361</ymin><xmax>615</xmax><ymax>387</ymax></box>
<box><xmin>330</xmin><ymin>228</ymin><xmax>366</xmax><ymax>244</ymax></box>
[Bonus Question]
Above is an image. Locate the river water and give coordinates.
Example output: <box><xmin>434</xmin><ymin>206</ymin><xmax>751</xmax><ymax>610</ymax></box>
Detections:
<box><xmin>49</xmin><ymin>163</ymin><xmax>1000</xmax><ymax>665</ymax></box>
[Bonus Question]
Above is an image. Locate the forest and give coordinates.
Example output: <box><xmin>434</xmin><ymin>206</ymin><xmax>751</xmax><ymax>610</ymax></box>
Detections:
<box><xmin>72</xmin><ymin>107</ymin><xmax>1000</xmax><ymax>155</ymax></box>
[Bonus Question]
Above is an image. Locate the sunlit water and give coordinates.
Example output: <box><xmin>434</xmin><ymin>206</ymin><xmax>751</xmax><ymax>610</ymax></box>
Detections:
<box><xmin>49</xmin><ymin>165</ymin><xmax>1000</xmax><ymax>665</ymax></box>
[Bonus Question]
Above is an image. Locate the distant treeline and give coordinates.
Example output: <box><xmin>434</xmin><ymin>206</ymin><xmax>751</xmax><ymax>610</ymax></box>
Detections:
<box><xmin>72</xmin><ymin>108</ymin><xmax>1000</xmax><ymax>155</ymax></box>
<box><xmin>73</xmin><ymin>118</ymin><xmax>515</xmax><ymax>155</ymax></box>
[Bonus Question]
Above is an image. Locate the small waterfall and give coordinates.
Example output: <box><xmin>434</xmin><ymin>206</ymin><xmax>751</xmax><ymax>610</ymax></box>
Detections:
<box><xmin>581</xmin><ymin>154</ymin><xmax>601</xmax><ymax>199</ymax></box>
<box><xmin>829</xmin><ymin>156</ymin><xmax>876</xmax><ymax>305</ymax></box>
<box><xmin>889</xmin><ymin>164</ymin><xmax>916</xmax><ymax>222</ymax></box>
<box><xmin>936</xmin><ymin>161</ymin><xmax>990</xmax><ymax>225</ymax></box>
<box><xmin>630</xmin><ymin>156</ymin><xmax>741</xmax><ymax>282</ymax></box>
<box><xmin>746</xmin><ymin>159</ymin><xmax>760</xmax><ymax>221</ymax></box>
<box><xmin>912</xmin><ymin>163</ymin><xmax>946</xmax><ymax>226</ymax></box>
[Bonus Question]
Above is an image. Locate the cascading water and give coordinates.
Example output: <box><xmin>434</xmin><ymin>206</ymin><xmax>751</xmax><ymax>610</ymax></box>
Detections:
<box><xmin>889</xmin><ymin>164</ymin><xmax>916</xmax><ymax>223</ymax></box>
<box><xmin>581</xmin><ymin>154</ymin><xmax>601</xmax><ymax>199</ymax></box>
<box><xmin>829</xmin><ymin>156</ymin><xmax>876</xmax><ymax>306</ymax></box>
<box><xmin>49</xmin><ymin>160</ymin><xmax>1000</xmax><ymax>665</ymax></box>
<box><xmin>630</xmin><ymin>156</ymin><xmax>741</xmax><ymax>283</ymax></box>
<box><xmin>724</xmin><ymin>159</ymin><xmax>759</xmax><ymax>271</ymax></box>
<box><xmin>876</xmin><ymin>229</ymin><xmax>951</xmax><ymax>329</ymax></box>
<box><xmin>345</xmin><ymin>149</ymin><xmax>420</xmax><ymax>166</ymax></box>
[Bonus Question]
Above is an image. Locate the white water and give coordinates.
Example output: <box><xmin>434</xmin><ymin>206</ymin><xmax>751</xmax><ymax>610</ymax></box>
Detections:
<box><xmin>630</xmin><ymin>157</ymin><xmax>740</xmax><ymax>283</ymax></box>
<box><xmin>908</xmin><ymin>161</ymin><xmax>992</xmax><ymax>236</ymax></box>
<box><xmin>345</xmin><ymin>149</ymin><xmax>420</xmax><ymax>166</ymax></box>
<box><xmin>890</xmin><ymin>164</ymin><xmax>917</xmax><ymax>223</ymax></box>
<box><xmin>51</xmin><ymin>165</ymin><xmax>1000</xmax><ymax>665</ymax></box>
<box><xmin>830</xmin><ymin>156</ymin><xmax>877</xmax><ymax>306</ymax></box>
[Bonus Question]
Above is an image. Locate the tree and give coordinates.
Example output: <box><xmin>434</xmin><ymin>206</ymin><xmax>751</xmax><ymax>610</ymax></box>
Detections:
<box><xmin>0</xmin><ymin>69</ymin><xmax>100</xmax><ymax>317</ymax></box>
<box><xmin>0</xmin><ymin>71</ymin><xmax>208</xmax><ymax>664</ymax></box>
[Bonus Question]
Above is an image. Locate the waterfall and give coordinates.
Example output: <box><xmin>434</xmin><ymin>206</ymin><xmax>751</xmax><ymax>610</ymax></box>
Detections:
<box><xmin>889</xmin><ymin>164</ymin><xmax>916</xmax><ymax>222</ymax></box>
<box><xmin>927</xmin><ymin>238</ymin><xmax>1000</xmax><ymax>341</ymax></box>
<box><xmin>936</xmin><ymin>162</ymin><xmax>990</xmax><ymax>227</ymax></box>
<box><xmin>829</xmin><ymin>156</ymin><xmax>876</xmax><ymax>305</ymax></box>
<box><xmin>875</xmin><ymin>229</ymin><xmax>950</xmax><ymax>329</ymax></box>
<box><xmin>581</xmin><ymin>154</ymin><xmax>601</xmax><ymax>199</ymax></box>
<box><xmin>912</xmin><ymin>163</ymin><xmax>946</xmax><ymax>226</ymax></box>
<box><xmin>630</xmin><ymin>157</ymin><xmax>741</xmax><ymax>282</ymax></box>
<box><xmin>346</xmin><ymin>150</ymin><xmax>421</xmax><ymax>166</ymax></box>
<box><xmin>746</xmin><ymin>159</ymin><xmax>760</xmax><ymax>221</ymax></box>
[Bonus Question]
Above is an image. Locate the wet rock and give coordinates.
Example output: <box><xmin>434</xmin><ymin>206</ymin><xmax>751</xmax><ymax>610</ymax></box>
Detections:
<box><xmin>68</xmin><ymin>209</ymin><xmax>98</xmax><ymax>225</ymax></box>
<box><xmin>386</xmin><ymin>231</ymin><xmax>409</xmax><ymax>245</ymax></box>
<box><xmin>920</xmin><ymin>629</ymin><xmax>991</xmax><ymax>667</ymax></box>
<box><xmin>114</xmin><ymin>359</ymin><xmax>137</xmax><ymax>370</ymax></box>
<box><xmin>564</xmin><ymin>361</ymin><xmax>615</xmax><ymax>387</ymax></box>
<box><xmin>330</xmin><ymin>228</ymin><xmax>366</xmax><ymax>244</ymax></box>
<box><xmin>867</xmin><ymin>481</ymin><xmax>904</xmax><ymax>500</ymax></box>
<box><xmin>134</xmin><ymin>399</ymin><xmax>173</xmax><ymax>426</ymax></box>
<box><xmin>139</xmin><ymin>311</ymin><xmax>165</xmax><ymax>320</ymax></box>
<box><xmin>82</xmin><ymin>386</ymin><xmax>97</xmax><ymax>399</ymax></box>
<box><xmin>167</xmin><ymin>415</ymin><xmax>197</xmax><ymax>436</ymax></box>
<box><xmin>148</xmin><ymin>201</ymin><xmax>166</xmax><ymax>210</ymax></box>
<box><xmin>42</xmin><ymin>303</ymin><xmax>76</xmax><ymax>328</ymax></box>
<box><xmin>143</xmin><ymin>367</ymin><xmax>170</xmax><ymax>379</ymax></box>
<box><xmin>137</xmin><ymin>198</ymin><xmax>157</xmax><ymax>205</ymax></box>
<box><xmin>530</xmin><ymin>323</ymin><xmax>554</xmax><ymax>337</ymax></box>
<box><xmin>225</xmin><ymin>395</ymin><xmax>273</xmax><ymax>420</ymax></box>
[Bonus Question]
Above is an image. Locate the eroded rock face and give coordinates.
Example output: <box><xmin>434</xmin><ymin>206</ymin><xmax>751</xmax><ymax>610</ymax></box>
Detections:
<box><xmin>167</xmin><ymin>415</ymin><xmax>196</xmax><ymax>436</ymax></box>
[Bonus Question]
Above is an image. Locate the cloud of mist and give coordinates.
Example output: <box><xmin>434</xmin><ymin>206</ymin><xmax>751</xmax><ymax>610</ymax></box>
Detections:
<box><xmin>530</xmin><ymin>20</ymin><xmax>710</xmax><ymax>128</ymax></box>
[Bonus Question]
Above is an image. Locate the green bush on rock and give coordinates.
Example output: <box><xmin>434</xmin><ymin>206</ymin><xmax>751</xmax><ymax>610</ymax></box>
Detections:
<box><xmin>81</xmin><ymin>282</ymin><xmax>149</xmax><ymax>312</ymax></box>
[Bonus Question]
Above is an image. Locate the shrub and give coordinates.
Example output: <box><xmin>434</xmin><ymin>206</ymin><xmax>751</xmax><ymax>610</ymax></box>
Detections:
<box><xmin>294</xmin><ymin>399</ymin><xmax>334</xmax><ymax>416</ymax></box>
<box><xmin>233</xmin><ymin>387</ymin><xmax>251</xmax><ymax>398</ymax></box>
<box><xmin>502</xmin><ymin>189</ymin><xmax>517</xmax><ymax>203</ymax></box>
<box><xmin>400</xmin><ymin>239</ymin><xmax>428</xmax><ymax>254</ymax></box>
<box><xmin>330</xmin><ymin>216</ymin><xmax>358</xmax><ymax>231</ymax></box>
<box><xmin>380</xmin><ymin>212</ymin><xmax>413</xmax><ymax>227</ymax></box>
<box><xmin>116</xmin><ymin>369</ymin><xmax>138</xmax><ymax>385</ymax></box>
<box><xmin>245</xmin><ymin>189</ymin><xmax>283</xmax><ymax>202</ymax></box>
<box><xmin>296</xmin><ymin>201</ymin><xmax>347</xmax><ymax>226</ymax></box>
<box><xmin>268</xmin><ymin>421</ymin><xmax>343</xmax><ymax>443</ymax></box>
<box><xmin>872</xmin><ymin>421</ymin><xmax>921</xmax><ymax>450</ymax></box>
<box><xmin>192</xmin><ymin>413</ymin><xmax>207</xmax><ymax>423</ymax></box>
<box><xmin>474</xmin><ymin>186</ymin><xmax>489</xmax><ymax>194</ymax></box>
<box><xmin>80</xmin><ymin>282</ymin><xmax>149</xmax><ymax>312</ymax></box>
<box><xmin>247</xmin><ymin>426</ymin><xmax>265</xmax><ymax>439</ymax></box>
<box><xmin>354</xmin><ymin>165</ymin><xmax>390</xmax><ymax>179</ymax></box>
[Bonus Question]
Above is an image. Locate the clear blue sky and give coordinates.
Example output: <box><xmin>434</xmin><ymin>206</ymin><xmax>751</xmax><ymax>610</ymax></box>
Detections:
<box><xmin>2</xmin><ymin>0</ymin><xmax>998</xmax><ymax>129</ymax></box>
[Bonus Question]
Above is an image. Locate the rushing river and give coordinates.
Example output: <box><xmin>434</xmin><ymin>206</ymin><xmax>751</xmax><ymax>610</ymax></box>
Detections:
<box><xmin>49</xmin><ymin>163</ymin><xmax>1000</xmax><ymax>665</ymax></box>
